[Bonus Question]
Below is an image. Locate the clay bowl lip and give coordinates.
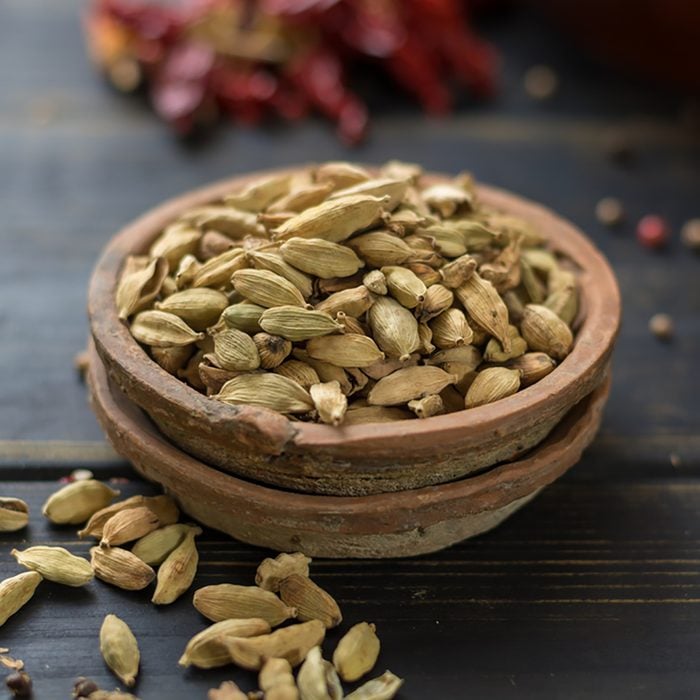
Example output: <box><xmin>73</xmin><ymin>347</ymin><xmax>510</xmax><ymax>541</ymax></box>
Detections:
<box><xmin>89</xmin><ymin>165</ymin><xmax>621</xmax><ymax>451</ymax></box>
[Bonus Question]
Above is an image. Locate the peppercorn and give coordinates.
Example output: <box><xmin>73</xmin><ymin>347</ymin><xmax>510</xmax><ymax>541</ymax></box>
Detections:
<box><xmin>637</xmin><ymin>215</ymin><xmax>670</xmax><ymax>250</ymax></box>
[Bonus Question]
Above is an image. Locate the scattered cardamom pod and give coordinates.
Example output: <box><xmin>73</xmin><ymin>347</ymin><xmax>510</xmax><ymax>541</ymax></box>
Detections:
<box><xmin>100</xmin><ymin>614</ymin><xmax>140</xmax><ymax>687</ymax></box>
<box><xmin>100</xmin><ymin>506</ymin><xmax>160</xmax><ymax>548</ymax></box>
<box><xmin>0</xmin><ymin>572</ymin><xmax>42</xmax><ymax>626</ymax></box>
<box><xmin>225</xmin><ymin>619</ymin><xmax>326</xmax><ymax>670</ymax></box>
<box><xmin>193</xmin><ymin>584</ymin><xmax>297</xmax><ymax>626</ymax></box>
<box><xmin>464</xmin><ymin>367</ymin><xmax>522</xmax><ymax>409</ymax></box>
<box><xmin>152</xmin><ymin>527</ymin><xmax>202</xmax><ymax>605</ymax></box>
<box><xmin>0</xmin><ymin>498</ymin><xmax>29</xmax><ymax>532</ymax></box>
<box><xmin>12</xmin><ymin>546</ymin><xmax>93</xmax><ymax>587</ymax></box>
<box><xmin>344</xmin><ymin>671</ymin><xmax>404</xmax><ymax>700</ymax></box>
<box><xmin>179</xmin><ymin>618</ymin><xmax>271</xmax><ymax>669</ymax></box>
<box><xmin>90</xmin><ymin>546</ymin><xmax>155</xmax><ymax>591</ymax></box>
<box><xmin>131</xmin><ymin>523</ymin><xmax>192</xmax><ymax>565</ymax></box>
<box><xmin>333</xmin><ymin>622</ymin><xmax>380</xmax><ymax>682</ymax></box>
<box><xmin>42</xmin><ymin>479</ymin><xmax>119</xmax><ymax>525</ymax></box>
<box><xmin>79</xmin><ymin>494</ymin><xmax>179</xmax><ymax>539</ymax></box>
<box><xmin>297</xmin><ymin>646</ymin><xmax>343</xmax><ymax>700</ymax></box>
<box><xmin>255</xmin><ymin>552</ymin><xmax>312</xmax><ymax>592</ymax></box>
<box><xmin>278</xmin><ymin>574</ymin><xmax>342</xmax><ymax>629</ymax></box>
<box><xmin>260</xmin><ymin>657</ymin><xmax>299</xmax><ymax>699</ymax></box>
<box><xmin>208</xmin><ymin>681</ymin><xmax>247</xmax><ymax>700</ymax></box>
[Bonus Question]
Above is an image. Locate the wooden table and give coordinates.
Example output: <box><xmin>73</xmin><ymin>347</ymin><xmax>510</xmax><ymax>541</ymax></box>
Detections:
<box><xmin>1</xmin><ymin>2</ymin><xmax>699</xmax><ymax>698</ymax></box>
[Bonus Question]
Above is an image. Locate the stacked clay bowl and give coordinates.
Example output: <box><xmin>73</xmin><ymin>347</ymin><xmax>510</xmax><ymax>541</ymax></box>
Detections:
<box><xmin>87</xmin><ymin>168</ymin><xmax>620</xmax><ymax>558</ymax></box>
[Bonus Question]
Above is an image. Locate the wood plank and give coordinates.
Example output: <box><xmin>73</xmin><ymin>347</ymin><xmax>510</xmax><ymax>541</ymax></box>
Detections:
<box><xmin>1</xmin><ymin>479</ymin><xmax>700</xmax><ymax>698</ymax></box>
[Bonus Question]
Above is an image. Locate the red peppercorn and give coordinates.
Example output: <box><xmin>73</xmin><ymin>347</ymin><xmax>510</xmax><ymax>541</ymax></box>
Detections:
<box><xmin>636</xmin><ymin>215</ymin><xmax>670</xmax><ymax>249</ymax></box>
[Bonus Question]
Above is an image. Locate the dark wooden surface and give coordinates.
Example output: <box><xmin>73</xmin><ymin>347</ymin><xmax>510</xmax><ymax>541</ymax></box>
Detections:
<box><xmin>1</xmin><ymin>1</ymin><xmax>699</xmax><ymax>698</ymax></box>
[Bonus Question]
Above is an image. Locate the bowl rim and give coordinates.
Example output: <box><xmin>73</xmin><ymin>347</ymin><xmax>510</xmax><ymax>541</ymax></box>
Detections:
<box><xmin>89</xmin><ymin>165</ymin><xmax>621</xmax><ymax>453</ymax></box>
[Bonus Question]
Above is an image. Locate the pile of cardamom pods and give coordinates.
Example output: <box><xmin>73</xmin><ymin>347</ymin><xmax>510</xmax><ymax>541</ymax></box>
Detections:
<box><xmin>118</xmin><ymin>160</ymin><xmax>578</xmax><ymax>425</ymax></box>
<box><xmin>0</xmin><ymin>478</ymin><xmax>401</xmax><ymax>699</ymax></box>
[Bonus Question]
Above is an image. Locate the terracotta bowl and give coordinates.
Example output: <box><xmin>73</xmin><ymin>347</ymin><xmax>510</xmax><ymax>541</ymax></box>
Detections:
<box><xmin>89</xmin><ymin>167</ymin><xmax>621</xmax><ymax>496</ymax></box>
<box><xmin>87</xmin><ymin>343</ymin><xmax>611</xmax><ymax>558</ymax></box>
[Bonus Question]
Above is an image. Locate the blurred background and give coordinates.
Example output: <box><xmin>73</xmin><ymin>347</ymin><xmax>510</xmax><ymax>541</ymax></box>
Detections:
<box><xmin>1</xmin><ymin>0</ymin><xmax>699</xmax><ymax>476</ymax></box>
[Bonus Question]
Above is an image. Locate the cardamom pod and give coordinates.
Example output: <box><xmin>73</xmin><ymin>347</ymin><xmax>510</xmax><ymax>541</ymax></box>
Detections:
<box><xmin>367</xmin><ymin>296</ymin><xmax>420</xmax><ymax>361</ymax></box>
<box><xmin>280</xmin><ymin>238</ymin><xmax>364</xmax><ymax>279</ymax></box>
<box><xmin>479</xmin><ymin>234</ymin><xmax>522</xmax><ymax>292</ymax></box>
<box><xmin>151</xmin><ymin>345</ymin><xmax>192</xmax><ymax>375</ymax></box>
<box><xmin>274</xmin><ymin>360</ymin><xmax>322</xmax><ymax>390</ymax></box>
<box><xmin>79</xmin><ymin>494</ymin><xmax>179</xmax><ymax>539</ymax></box>
<box><xmin>223</xmin><ymin>173</ymin><xmax>291</xmax><ymax>212</ymax></box>
<box><xmin>225</xmin><ymin>620</ymin><xmax>325</xmax><ymax>670</ymax></box>
<box><xmin>273</xmin><ymin>194</ymin><xmax>388</xmax><ymax>243</ymax></box>
<box><xmin>315</xmin><ymin>286</ymin><xmax>373</xmax><ymax>318</ymax></box>
<box><xmin>252</xmin><ymin>333</ymin><xmax>293</xmax><ymax>369</ymax></box>
<box><xmin>260</xmin><ymin>306</ymin><xmax>343</xmax><ymax>342</ymax></box>
<box><xmin>328</xmin><ymin>177</ymin><xmax>408</xmax><ymax>211</ymax></box>
<box><xmin>0</xmin><ymin>498</ymin><xmax>29</xmax><ymax>532</ymax></box>
<box><xmin>152</xmin><ymin>527</ymin><xmax>202</xmax><ymax>605</ymax></box>
<box><xmin>315</xmin><ymin>162</ymin><xmax>370</xmax><ymax>189</ymax></box>
<box><xmin>521</xmin><ymin>248</ymin><xmax>558</xmax><ymax>274</ymax></box>
<box><xmin>344</xmin><ymin>671</ymin><xmax>404</xmax><ymax>700</ymax></box>
<box><xmin>12</xmin><ymin>546</ymin><xmax>93</xmax><ymax>587</ymax></box>
<box><xmin>381</xmin><ymin>266</ymin><xmax>426</xmax><ymax>309</ymax></box>
<box><xmin>362</xmin><ymin>356</ymin><xmax>418</xmax><ymax>381</ymax></box>
<box><xmin>421</xmin><ymin>183</ymin><xmax>472</xmax><ymax>217</ymax></box>
<box><xmin>278</xmin><ymin>575</ymin><xmax>342</xmax><ymax>629</ymax></box>
<box><xmin>221</xmin><ymin>302</ymin><xmax>265</xmax><ymax>334</ymax></box>
<box><xmin>383</xmin><ymin>208</ymin><xmax>430</xmax><ymax>237</ymax></box>
<box><xmin>367</xmin><ymin>366</ymin><xmax>455</xmax><ymax>406</ymax></box>
<box><xmin>42</xmin><ymin>479</ymin><xmax>119</xmax><ymax>525</ymax></box>
<box><xmin>150</xmin><ymin>223</ymin><xmax>201</xmax><ymax>267</ymax></box>
<box><xmin>544</xmin><ymin>284</ymin><xmax>578</xmax><ymax>326</ymax></box>
<box><xmin>309</xmin><ymin>382</ymin><xmax>347</xmax><ymax>426</ymax></box>
<box><xmin>0</xmin><ymin>572</ymin><xmax>42</xmax><ymax>626</ymax></box>
<box><xmin>184</xmin><ymin>205</ymin><xmax>263</xmax><ymax>238</ymax></box>
<box><xmin>429</xmin><ymin>308</ymin><xmax>473</xmax><ymax>349</ymax></box>
<box><xmin>192</xmin><ymin>249</ymin><xmax>247</xmax><ymax>289</ymax></box>
<box><xmin>483</xmin><ymin>325</ymin><xmax>528</xmax><ymax>362</ymax></box>
<box><xmin>520</xmin><ymin>304</ymin><xmax>573</xmax><ymax>360</ymax></box>
<box><xmin>155</xmin><ymin>288</ymin><xmax>229</xmax><ymax>331</ymax></box>
<box><xmin>268</xmin><ymin>181</ymin><xmax>335</xmax><ymax>214</ymax></box>
<box><xmin>452</xmin><ymin>220</ymin><xmax>501</xmax><ymax>250</ymax></box>
<box><xmin>315</xmin><ymin>273</ymin><xmax>364</xmax><ymax>296</ymax></box>
<box><xmin>248</xmin><ymin>250</ymin><xmax>314</xmax><ymax>298</ymax></box>
<box><xmin>90</xmin><ymin>546</ymin><xmax>155</xmax><ymax>591</ymax></box>
<box><xmin>293</xmin><ymin>350</ymin><xmax>353</xmax><ymax>395</ymax></box>
<box><xmin>210</xmin><ymin>327</ymin><xmax>261</xmax><ymax>371</ymax></box>
<box><xmin>425</xmin><ymin>345</ymin><xmax>482</xmax><ymax>369</ymax></box>
<box><xmin>362</xmin><ymin>269</ymin><xmax>388</xmax><ymax>295</ymax></box>
<box><xmin>519</xmin><ymin>258</ymin><xmax>546</xmax><ymax>303</ymax></box>
<box><xmin>116</xmin><ymin>256</ymin><xmax>169</xmax><ymax>320</ymax></box>
<box><xmin>337</xmin><ymin>313</ymin><xmax>367</xmax><ymax>336</ymax></box>
<box><xmin>505</xmin><ymin>352</ymin><xmax>556</xmax><ymax>387</ymax></box>
<box><xmin>333</xmin><ymin>622</ymin><xmax>380</xmax><ymax>682</ymax></box>
<box><xmin>502</xmin><ymin>289</ymin><xmax>526</xmax><ymax>325</ymax></box>
<box><xmin>487</xmin><ymin>213</ymin><xmax>544</xmax><ymax>247</ymax></box>
<box><xmin>454</xmin><ymin>273</ymin><xmax>511</xmax><ymax>352</ymax></box>
<box><xmin>464</xmin><ymin>367</ymin><xmax>521</xmax><ymax>408</ymax></box>
<box><xmin>199</xmin><ymin>231</ymin><xmax>235</xmax><ymax>261</ymax></box>
<box><xmin>380</xmin><ymin>159</ymin><xmax>422</xmax><ymax>183</ymax></box>
<box><xmin>151</xmin><ymin>527</ymin><xmax>202</xmax><ymax>605</ymax></box>
<box><xmin>343</xmin><ymin>406</ymin><xmax>413</xmax><ymax>425</ymax></box>
<box><xmin>215</xmin><ymin>373</ymin><xmax>314</xmax><ymax>414</ymax></box>
<box><xmin>255</xmin><ymin>552</ymin><xmax>312</xmax><ymax>592</ymax></box>
<box><xmin>439</xmin><ymin>254</ymin><xmax>477</xmax><ymax>288</ymax></box>
<box><xmin>232</xmin><ymin>269</ymin><xmax>307</xmax><ymax>308</ymax></box>
<box><xmin>407</xmin><ymin>394</ymin><xmax>444</xmax><ymax>419</ymax></box>
<box><xmin>297</xmin><ymin>646</ymin><xmax>343</xmax><ymax>700</ymax></box>
<box><xmin>179</xmin><ymin>618</ymin><xmax>271</xmax><ymax>669</ymax></box>
<box><xmin>100</xmin><ymin>506</ymin><xmax>160</xmax><ymax>548</ymax></box>
<box><xmin>100</xmin><ymin>614</ymin><xmax>140</xmax><ymax>687</ymax></box>
<box><xmin>131</xmin><ymin>523</ymin><xmax>192</xmax><ymax>565</ymax></box>
<box><xmin>260</xmin><ymin>657</ymin><xmax>298</xmax><ymax>698</ymax></box>
<box><xmin>417</xmin><ymin>284</ymin><xmax>454</xmax><ymax>322</ymax></box>
<box><xmin>306</xmin><ymin>335</ymin><xmax>384</xmax><ymax>369</ymax></box>
<box><xmin>130</xmin><ymin>310</ymin><xmax>204</xmax><ymax>348</ymax></box>
<box><xmin>420</xmin><ymin>224</ymin><xmax>468</xmax><ymax>258</ymax></box>
<box><xmin>193</xmin><ymin>584</ymin><xmax>297</xmax><ymax>626</ymax></box>
<box><xmin>347</xmin><ymin>231</ymin><xmax>413</xmax><ymax>268</ymax></box>
<box><xmin>417</xmin><ymin>322</ymin><xmax>435</xmax><ymax>355</ymax></box>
